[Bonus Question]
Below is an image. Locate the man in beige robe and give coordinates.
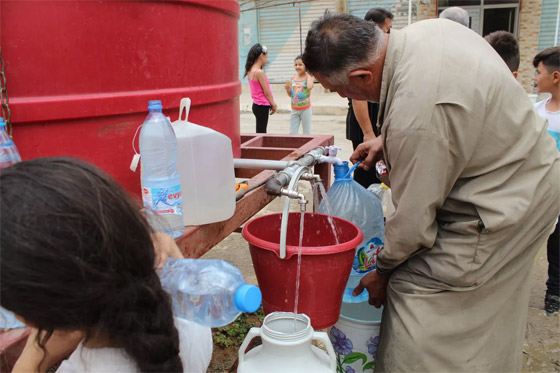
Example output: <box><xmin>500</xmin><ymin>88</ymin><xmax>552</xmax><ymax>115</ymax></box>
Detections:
<box><xmin>302</xmin><ymin>13</ymin><xmax>560</xmax><ymax>372</ymax></box>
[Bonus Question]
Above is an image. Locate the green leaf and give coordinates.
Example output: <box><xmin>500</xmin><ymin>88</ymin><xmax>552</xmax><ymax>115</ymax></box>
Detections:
<box><xmin>363</xmin><ymin>361</ymin><xmax>375</xmax><ymax>371</ymax></box>
<box><xmin>342</xmin><ymin>352</ymin><xmax>367</xmax><ymax>365</ymax></box>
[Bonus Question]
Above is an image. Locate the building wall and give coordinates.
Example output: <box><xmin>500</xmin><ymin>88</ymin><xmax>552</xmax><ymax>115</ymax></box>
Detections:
<box><xmin>518</xmin><ymin>0</ymin><xmax>543</xmax><ymax>93</ymax></box>
<box><xmin>416</xmin><ymin>0</ymin><xmax>543</xmax><ymax>93</ymax></box>
<box><xmin>239</xmin><ymin>0</ymin><xmax>550</xmax><ymax>92</ymax></box>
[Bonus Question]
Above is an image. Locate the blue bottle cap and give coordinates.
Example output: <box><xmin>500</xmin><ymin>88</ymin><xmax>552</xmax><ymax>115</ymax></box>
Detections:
<box><xmin>234</xmin><ymin>284</ymin><xmax>262</xmax><ymax>313</ymax></box>
<box><xmin>148</xmin><ymin>100</ymin><xmax>162</xmax><ymax>110</ymax></box>
<box><xmin>333</xmin><ymin>161</ymin><xmax>352</xmax><ymax>181</ymax></box>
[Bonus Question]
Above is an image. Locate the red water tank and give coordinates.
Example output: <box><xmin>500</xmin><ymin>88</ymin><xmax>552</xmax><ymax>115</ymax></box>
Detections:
<box><xmin>1</xmin><ymin>0</ymin><xmax>241</xmax><ymax>197</ymax></box>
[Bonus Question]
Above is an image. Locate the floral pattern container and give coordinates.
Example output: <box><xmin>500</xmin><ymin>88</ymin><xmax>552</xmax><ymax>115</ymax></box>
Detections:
<box><xmin>329</xmin><ymin>303</ymin><xmax>383</xmax><ymax>373</ymax></box>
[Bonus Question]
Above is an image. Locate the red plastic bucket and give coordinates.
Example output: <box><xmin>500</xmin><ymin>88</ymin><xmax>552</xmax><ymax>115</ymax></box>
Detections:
<box><xmin>242</xmin><ymin>212</ymin><xmax>363</xmax><ymax>330</ymax></box>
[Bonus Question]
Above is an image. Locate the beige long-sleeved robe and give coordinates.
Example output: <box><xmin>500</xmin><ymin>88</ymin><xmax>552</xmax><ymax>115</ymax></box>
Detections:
<box><xmin>374</xmin><ymin>19</ymin><xmax>560</xmax><ymax>372</ymax></box>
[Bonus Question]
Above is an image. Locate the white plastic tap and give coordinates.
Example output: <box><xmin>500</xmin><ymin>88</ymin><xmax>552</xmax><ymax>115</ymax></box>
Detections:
<box><xmin>319</xmin><ymin>146</ymin><xmax>343</xmax><ymax>165</ymax></box>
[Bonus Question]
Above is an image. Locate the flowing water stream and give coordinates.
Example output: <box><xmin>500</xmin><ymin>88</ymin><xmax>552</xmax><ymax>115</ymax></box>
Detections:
<box><xmin>293</xmin><ymin>210</ymin><xmax>306</xmax><ymax>331</ymax></box>
<box><xmin>292</xmin><ymin>182</ymin><xmax>340</xmax><ymax>331</ymax></box>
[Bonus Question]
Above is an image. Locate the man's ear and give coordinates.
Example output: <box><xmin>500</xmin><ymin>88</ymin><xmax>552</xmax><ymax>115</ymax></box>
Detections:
<box><xmin>348</xmin><ymin>69</ymin><xmax>373</xmax><ymax>86</ymax></box>
<box><xmin>552</xmin><ymin>70</ymin><xmax>560</xmax><ymax>84</ymax></box>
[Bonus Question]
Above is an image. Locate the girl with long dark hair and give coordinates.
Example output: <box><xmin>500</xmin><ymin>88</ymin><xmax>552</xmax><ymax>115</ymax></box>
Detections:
<box><xmin>244</xmin><ymin>43</ymin><xmax>277</xmax><ymax>133</ymax></box>
<box><xmin>1</xmin><ymin>157</ymin><xmax>212</xmax><ymax>372</ymax></box>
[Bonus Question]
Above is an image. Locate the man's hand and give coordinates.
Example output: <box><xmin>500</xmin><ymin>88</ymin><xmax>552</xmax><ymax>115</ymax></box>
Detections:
<box><xmin>350</xmin><ymin>136</ymin><xmax>384</xmax><ymax>171</ymax></box>
<box><xmin>352</xmin><ymin>270</ymin><xmax>390</xmax><ymax>308</ymax></box>
<box><xmin>152</xmin><ymin>232</ymin><xmax>184</xmax><ymax>270</ymax></box>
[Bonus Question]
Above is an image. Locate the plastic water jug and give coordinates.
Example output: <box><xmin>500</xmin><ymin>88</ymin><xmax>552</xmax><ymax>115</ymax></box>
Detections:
<box><xmin>0</xmin><ymin>118</ymin><xmax>21</xmax><ymax>169</ymax></box>
<box><xmin>238</xmin><ymin>312</ymin><xmax>336</xmax><ymax>373</ymax></box>
<box><xmin>157</xmin><ymin>258</ymin><xmax>261</xmax><ymax>327</ymax></box>
<box><xmin>367</xmin><ymin>183</ymin><xmax>395</xmax><ymax>217</ymax></box>
<box><xmin>319</xmin><ymin>162</ymin><xmax>384</xmax><ymax>303</ymax></box>
<box><xmin>172</xmin><ymin>98</ymin><xmax>236</xmax><ymax>226</ymax></box>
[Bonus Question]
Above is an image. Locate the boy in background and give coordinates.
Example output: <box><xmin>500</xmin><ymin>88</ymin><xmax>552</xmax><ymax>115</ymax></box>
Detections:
<box><xmin>533</xmin><ymin>46</ymin><xmax>560</xmax><ymax>315</ymax></box>
<box><xmin>484</xmin><ymin>31</ymin><xmax>520</xmax><ymax>77</ymax></box>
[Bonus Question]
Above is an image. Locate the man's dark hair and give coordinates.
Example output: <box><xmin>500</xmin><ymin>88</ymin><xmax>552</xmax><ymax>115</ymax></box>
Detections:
<box><xmin>364</xmin><ymin>8</ymin><xmax>394</xmax><ymax>24</ymax></box>
<box><xmin>302</xmin><ymin>12</ymin><xmax>383</xmax><ymax>84</ymax></box>
<box><xmin>533</xmin><ymin>46</ymin><xmax>560</xmax><ymax>73</ymax></box>
<box><xmin>484</xmin><ymin>31</ymin><xmax>520</xmax><ymax>72</ymax></box>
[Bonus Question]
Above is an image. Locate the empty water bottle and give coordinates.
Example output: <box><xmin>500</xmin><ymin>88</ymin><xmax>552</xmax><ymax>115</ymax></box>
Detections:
<box><xmin>367</xmin><ymin>182</ymin><xmax>394</xmax><ymax>217</ymax></box>
<box><xmin>319</xmin><ymin>162</ymin><xmax>385</xmax><ymax>303</ymax></box>
<box><xmin>139</xmin><ymin>100</ymin><xmax>184</xmax><ymax>238</ymax></box>
<box><xmin>157</xmin><ymin>258</ymin><xmax>262</xmax><ymax>327</ymax></box>
<box><xmin>0</xmin><ymin>118</ymin><xmax>21</xmax><ymax>169</ymax></box>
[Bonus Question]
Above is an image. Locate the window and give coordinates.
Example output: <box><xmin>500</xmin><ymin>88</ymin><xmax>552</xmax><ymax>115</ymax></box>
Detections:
<box><xmin>439</xmin><ymin>0</ymin><xmax>520</xmax><ymax>36</ymax></box>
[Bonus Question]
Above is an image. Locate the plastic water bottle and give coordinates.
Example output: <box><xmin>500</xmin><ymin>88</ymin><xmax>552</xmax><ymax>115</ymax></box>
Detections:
<box><xmin>0</xmin><ymin>118</ymin><xmax>21</xmax><ymax>169</ymax></box>
<box><xmin>157</xmin><ymin>258</ymin><xmax>262</xmax><ymax>327</ymax></box>
<box><xmin>367</xmin><ymin>182</ymin><xmax>394</xmax><ymax>217</ymax></box>
<box><xmin>0</xmin><ymin>307</ymin><xmax>25</xmax><ymax>329</ymax></box>
<box><xmin>139</xmin><ymin>100</ymin><xmax>184</xmax><ymax>238</ymax></box>
<box><xmin>319</xmin><ymin>162</ymin><xmax>384</xmax><ymax>303</ymax></box>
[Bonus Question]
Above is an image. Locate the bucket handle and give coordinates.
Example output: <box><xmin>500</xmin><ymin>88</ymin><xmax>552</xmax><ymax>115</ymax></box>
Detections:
<box><xmin>313</xmin><ymin>331</ymin><xmax>337</xmax><ymax>371</ymax></box>
<box><xmin>238</xmin><ymin>327</ymin><xmax>260</xmax><ymax>364</ymax></box>
<box><xmin>178</xmin><ymin>97</ymin><xmax>191</xmax><ymax>122</ymax></box>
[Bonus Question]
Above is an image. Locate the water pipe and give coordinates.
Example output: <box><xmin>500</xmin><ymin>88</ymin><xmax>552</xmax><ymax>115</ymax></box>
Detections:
<box><xmin>265</xmin><ymin>146</ymin><xmax>328</xmax><ymax>196</ymax></box>
<box><xmin>278</xmin><ymin>165</ymin><xmax>311</xmax><ymax>259</ymax></box>
<box><xmin>234</xmin><ymin>159</ymin><xmax>296</xmax><ymax>170</ymax></box>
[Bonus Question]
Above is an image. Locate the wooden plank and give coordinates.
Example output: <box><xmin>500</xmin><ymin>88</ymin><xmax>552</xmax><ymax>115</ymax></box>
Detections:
<box><xmin>176</xmin><ymin>180</ymin><xmax>276</xmax><ymax>258</ymax></box>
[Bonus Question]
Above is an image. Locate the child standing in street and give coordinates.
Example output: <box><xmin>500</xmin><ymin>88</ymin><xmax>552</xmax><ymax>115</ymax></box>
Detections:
<box><xmin>285</xmin><ymin>55</ymin><xmax>313</xmax><ymax>134</ymax></box>
<box><xmin>245</xmin><ymin>43</ymin><xmax>277</xmax><ymax>133</ymax></box>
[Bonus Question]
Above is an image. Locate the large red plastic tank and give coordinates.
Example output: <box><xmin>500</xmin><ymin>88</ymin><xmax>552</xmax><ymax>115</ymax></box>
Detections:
<box><xmin>0</xmin><ymin>0</ymin><xmax>241</xmax><ymax>197</ymax></box>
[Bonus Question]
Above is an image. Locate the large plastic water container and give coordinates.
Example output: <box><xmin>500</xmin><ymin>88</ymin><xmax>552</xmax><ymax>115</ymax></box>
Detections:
<box><xmin>238</xmin><ymin>312</ymin><xmax>336</xmax><ymax>373</ymax></box>
<box><xmin>157</xmin><ymin>258</ymin><xmax>262</xmax><ymax>327</ymax></box>
<box><xmin>172</xmin><ymin>98</ymin><xmax>236</xmax><ymax>226</ymax></box>
<box><xmin>329</xmin><ymin>303</ymin><xmax>384</xmax><ymax>373</ymax></box>
<box><xmin>319</xmin><ymin>162</ymin><xmax>385</xmax><ymax>303</ymax></box>
<box><xmin>139</xmin><ymin>100</ymin><xmax>184</xmax><ymax>238</ymax></box>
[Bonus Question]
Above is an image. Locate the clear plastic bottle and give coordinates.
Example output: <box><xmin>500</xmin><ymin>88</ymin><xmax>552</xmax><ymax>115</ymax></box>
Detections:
<box><xmin>319</xmin><ymin>162</ymin><xmax>385</xmax><ymax>303</ymax></box>
<box><xmin>157</xmin><ymin>258</ymin><xmax>262</xmax><ymax>327</ymax></box>
<box><xmin>367</xmin><ymin>182</ymin><xmax>393</xmax><ymax>217</ymax></box>
<box><xmin>139</xmin><ymin>100</ymin><xmax>184</xmax><ymax>238</ymax></box>
<box><xmin>0</xmin><ymin>117</ymin><xmax>21</xmax><ymax>169</ymax></box>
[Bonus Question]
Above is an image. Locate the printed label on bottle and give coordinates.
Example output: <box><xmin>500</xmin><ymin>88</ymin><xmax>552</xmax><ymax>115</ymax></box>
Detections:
<box><xmin>352</xmin><ymin>237</ymin><xmax>384</xmax><ymax>273</ymax></box>
<box><xmin>142</xmin><ymin>184</ymin><xmax>183</xmax><ymax>216</ymax></box>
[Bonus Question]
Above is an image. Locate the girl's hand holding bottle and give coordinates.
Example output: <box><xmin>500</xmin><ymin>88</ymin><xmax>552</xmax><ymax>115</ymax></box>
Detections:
<box><xmin>152</xmin><ymin>232</ymin><xmax>184</xmax><ymax>269</ymax></box>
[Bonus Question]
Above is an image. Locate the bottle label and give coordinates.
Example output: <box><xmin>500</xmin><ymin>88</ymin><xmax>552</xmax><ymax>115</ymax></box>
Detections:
<box><xmin>352</xmin><ymin>237</ymin><xmax>384</xmax><ymax>273</ymax></box>
<box><xmin>142</xmin><ymin>184</ymin><xmax>183</xmax><ymax>216</ymax></box>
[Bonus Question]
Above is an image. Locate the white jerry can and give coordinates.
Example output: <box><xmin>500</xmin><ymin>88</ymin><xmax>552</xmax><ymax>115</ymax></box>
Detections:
<box><xmin>238</xmin><ymin>312</ymin><xmax>336</xmax><ymax>373</ymax></box>
<box><xmin>171</xmin><ymin>98</ymin><xmax>236</xmax><ymax>226</ymax></box>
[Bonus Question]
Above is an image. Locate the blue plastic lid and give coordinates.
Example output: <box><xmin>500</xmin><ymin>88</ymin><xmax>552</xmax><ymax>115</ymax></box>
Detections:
<box><xmin>234</xmin><ymin>284</ymin><xmax>262</xmax><ymax>313</ymax></box>
<box><xmin>333</xmin><ymin>161</ymin><xmax>352</xmax><ymax>181</ymax></box>
<box><xmin>148</xmin><ymin>100</ymin><xmax>162</xmax><ymax>110</ymax></box>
